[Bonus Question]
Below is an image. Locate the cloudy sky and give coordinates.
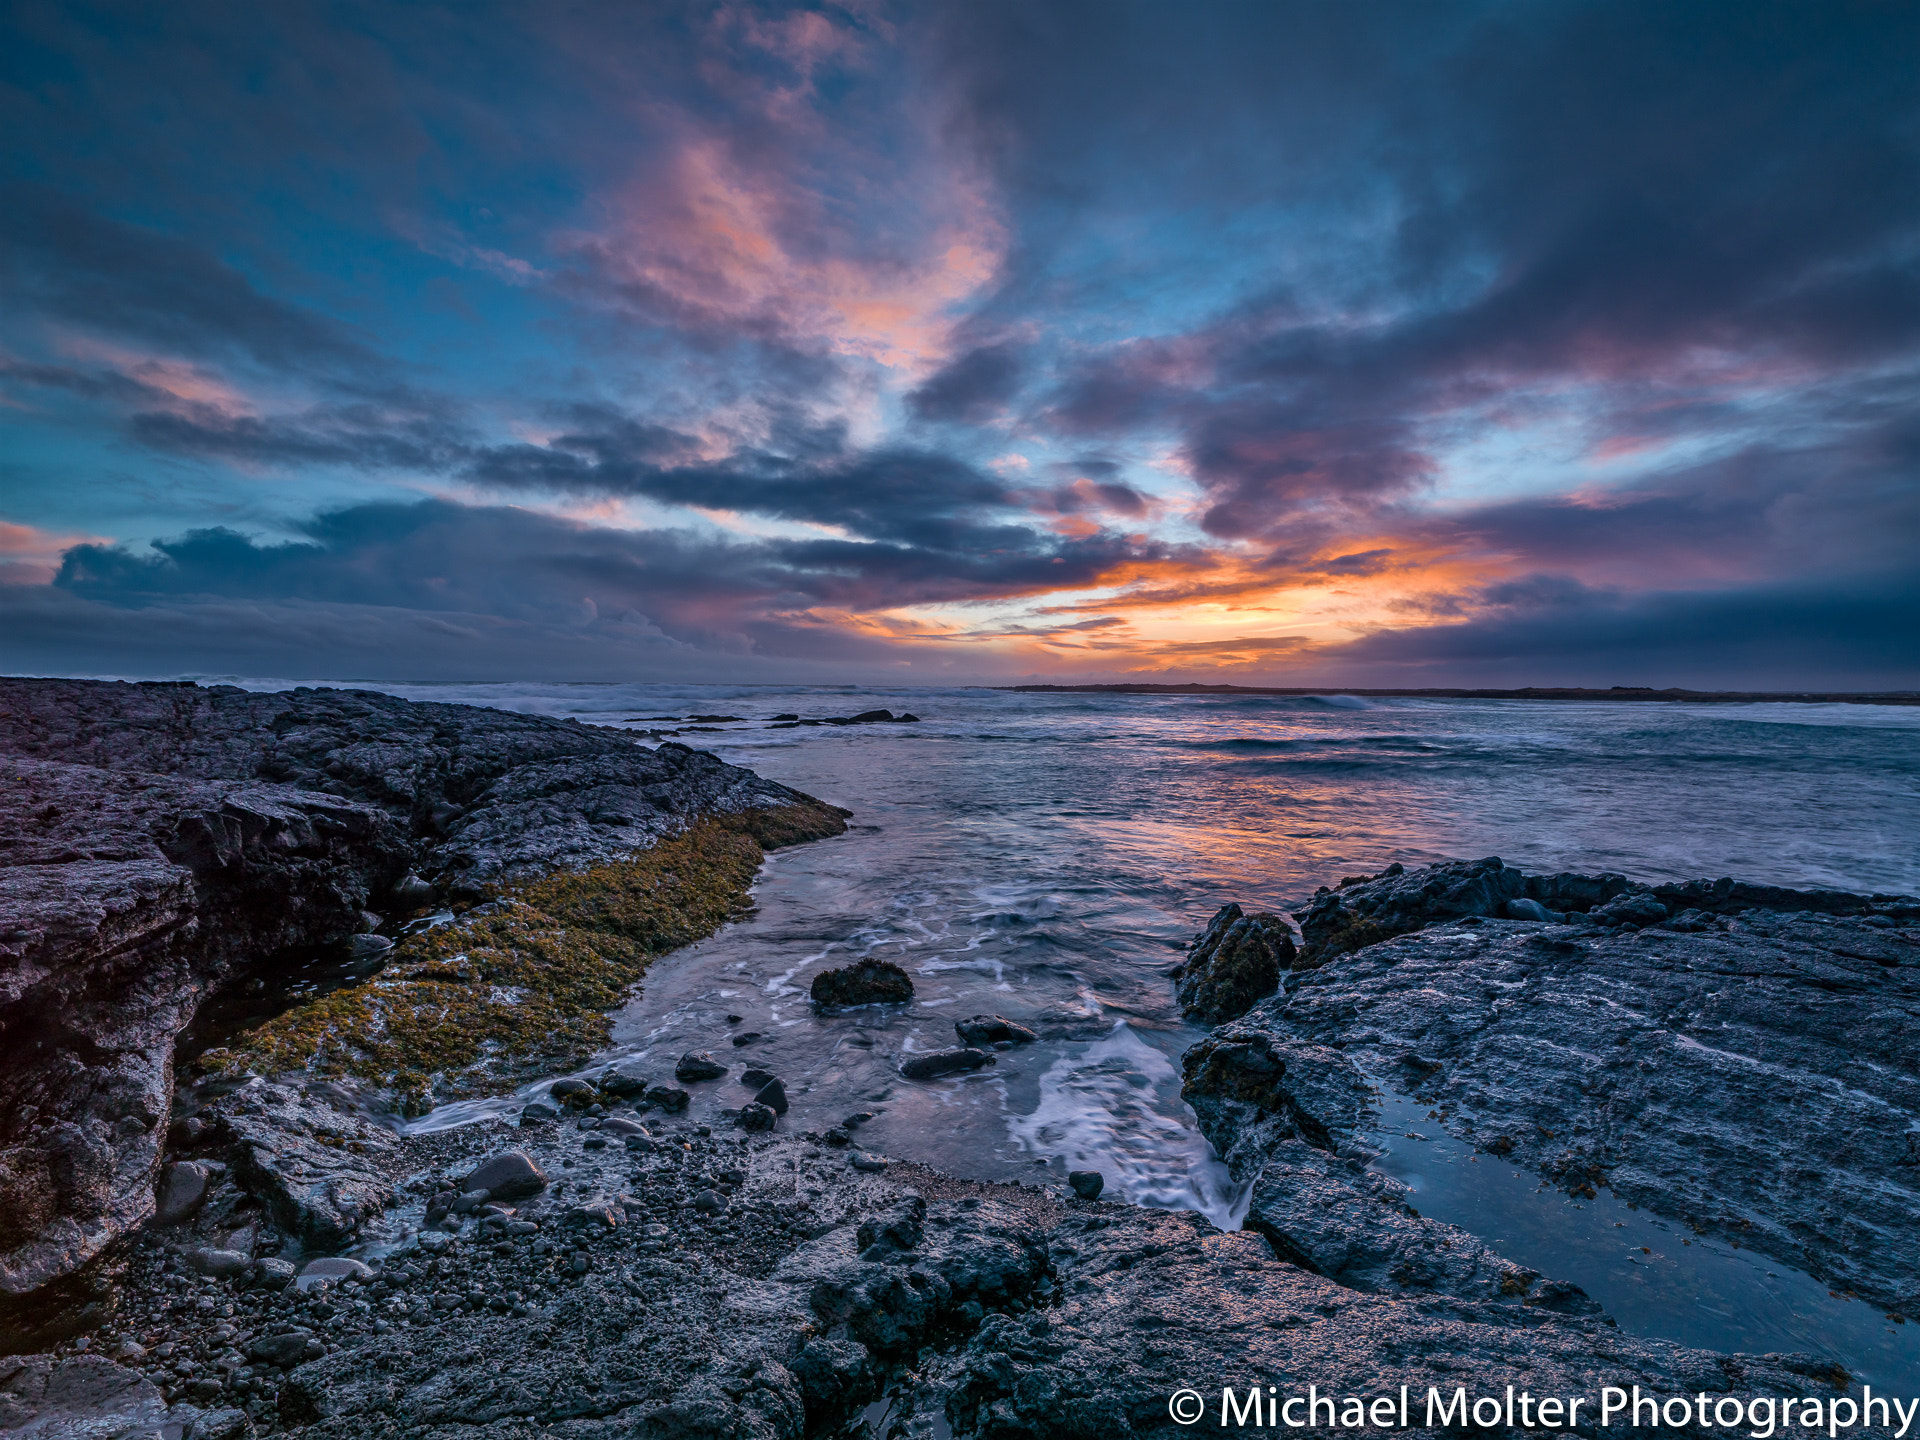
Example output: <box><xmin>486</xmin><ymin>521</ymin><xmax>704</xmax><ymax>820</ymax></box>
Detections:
<box><xmin>2</xmin><ymin>1</ymin><xmax>1916</xmax><ymax>686</ymax></box>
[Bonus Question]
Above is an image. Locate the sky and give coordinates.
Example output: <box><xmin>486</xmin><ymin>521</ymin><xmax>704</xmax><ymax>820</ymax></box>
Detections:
<box><xmin>2</xmin><ymin>1</ymin><xmax>1917</xmax><ymax>688</ymax></box>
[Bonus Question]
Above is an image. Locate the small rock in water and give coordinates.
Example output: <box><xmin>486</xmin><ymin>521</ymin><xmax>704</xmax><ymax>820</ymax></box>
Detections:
<box><xmin>737</xmin><ymin>1102</ymin><xmax>776</xmax><ymax>1132</ymax></box>
<box><xmin>898</xmin><ymin>1047</ymin><xmax>994</xmax><ymax>1080</ymax></box>
<box><xmin>725</xmin><ymin>1013</ymin><xmax>745</xmax><ymax>1023</ymax></box>
<box><xmin>462</xmin><ymin>1150</ymin><xmax>548</xmax><ymax>1200</ymax></box>
<box><xmin>739</xmin><ymin>1067</ymin><xmax>776</xmax><ymax>1089</ymax></box>
<box><xmin>752</xmin><ymin>1078</ymin><xmax>788</xmax><ymax>1115</ymax></box>
<box><xmin>520</xmin><ymin>1102</ymin><xmax>558</xmax><ymax>1124</ymax></box>
<box><xmin>675</xmin><ymin>1051</ymin><xmax>729</xmax><ymax>1082</ymax></box>
<box><xmin>1068</xmin><ymin>1170</ymin><xmax>1105</xmax><ymax>1200</ymax></box>
<box><xmin>954</xmin><ymin>1015</ymin><xmax>1038</xmax><ymax>1047</ymax></box>
<box><xmin>809</xmin><ymin>958</ymin><xmax>914</xmax><ymax>1008</ymax></box>
<box><xmin>849</xmin><ymin>1152</ymin><xmax>889</xmax><ymax>1173</ymax></box>
<box><xmin>644</xmin><ymin>1084</ymin><xmax>691</xmax><ymax>1113</ymax></box>
<box><xmin>730</xmin><ymin>1032</ymin><xmax>763</xmax><ymax>1047</ymax></box>
<box><xmin>551</xmin><ymin>1079</ymin><xmax>595</xmax><ymax>1107</ymax></box>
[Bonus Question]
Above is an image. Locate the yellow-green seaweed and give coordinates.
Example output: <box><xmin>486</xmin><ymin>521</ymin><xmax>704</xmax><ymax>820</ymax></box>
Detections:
<box><xmin>198</xmin><ymin>802</ymin><xmax>846</xmax><ymax>1115</ymax></box>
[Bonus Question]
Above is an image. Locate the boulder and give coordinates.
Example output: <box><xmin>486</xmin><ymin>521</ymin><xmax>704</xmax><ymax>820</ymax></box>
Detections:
<box><xmin>461</xmin><ymin>1150</ymin><xmax>547</xmax><ymax>1201</ymax></box>
<box><xmin>810</xmin><ymin>959</ymin><xmax>914</xmax><ymax>1008</ymax></box>
<box><xmin>898</xmin><ymin>1048</ymin><xmax>994</xmax><ymax>1081</ymax></box>
<box><xmin>1173</xmin><ymin>904</ymin><xmax>1295</xmax><ymax>1020</ymax></box>
<box><xmin>153</xmin><ymin>1161</ymin><xmax>211</xmax><ymax>1226</ymax></box>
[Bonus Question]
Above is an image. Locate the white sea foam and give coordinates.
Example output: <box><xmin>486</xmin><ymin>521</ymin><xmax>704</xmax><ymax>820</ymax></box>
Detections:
<box><xmin>1007</xmin><ymin>1021</ymin><xmax>1248</xmax><ymax>1231</ymax></box>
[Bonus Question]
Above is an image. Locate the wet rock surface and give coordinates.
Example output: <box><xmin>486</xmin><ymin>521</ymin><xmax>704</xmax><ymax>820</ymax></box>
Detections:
<box><xmin>9</xmin><ymin>1104</ymin><xmax>1850</xmax><ymax>1440</ymax></box>
<box><xmin>1186</xmin><ymin>861</ymin><xmax>1920</xmax><ymax>1320</ymax></box>
<box><xmin>1171</xmin><ymin>902</ymin><xmax>1295</xmax><ymax>1020</ymax></box>
<box><xmin>0</xmin><ymin>678</ymin><xmax>846</xmax><ymax>1304</ymax></box>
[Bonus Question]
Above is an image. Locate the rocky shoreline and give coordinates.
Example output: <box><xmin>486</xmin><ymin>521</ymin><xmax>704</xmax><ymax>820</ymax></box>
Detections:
<box><xmin>2</xmin><ymin>680</ymin><xmax>1916</xmax><ymax>1438</ymax></box>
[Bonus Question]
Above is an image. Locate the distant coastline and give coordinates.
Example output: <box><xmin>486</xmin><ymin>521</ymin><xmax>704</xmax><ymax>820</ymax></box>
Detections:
<box><xmin>997</xmin><ymin>683</ymin><xmax>1920</xmax><ymax>705</ymax></box>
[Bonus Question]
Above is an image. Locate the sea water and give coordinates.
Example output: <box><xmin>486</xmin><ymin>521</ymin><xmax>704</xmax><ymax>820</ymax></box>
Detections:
<box><xmin>212</xmin><ymin>679</ymin><xmax>1920</xmax><ymax>1381</ymax></box>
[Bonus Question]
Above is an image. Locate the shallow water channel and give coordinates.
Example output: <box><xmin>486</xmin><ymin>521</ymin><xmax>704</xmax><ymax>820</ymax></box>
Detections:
<box><xmin>1366</xmin><ymin>1083</ymin><xmax>1920</xmax><ymax>1396</ymax></box>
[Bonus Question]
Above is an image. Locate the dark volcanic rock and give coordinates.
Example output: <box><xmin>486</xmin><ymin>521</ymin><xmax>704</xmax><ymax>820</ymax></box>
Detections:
<box><xmin>674</xmin><ymin>1051</ymin><xmax>729</xmax><ymax>1082</ymax></box>
<box><xmin>462</xmin><ymin>1149</ymin><xmax>547</xmax><ymax>1200</ymax></box>
<box><xmin>810</xmin><ymin>958</ymin><xmax>914</xmax><ymax>1008</ymax></box>
<box><xmin>938</xmin><ymin>1210</ymin><xmax>1831</xmax><ymax>1440</ymax></box>
<box><xmin>898</xmin><ymin>1048</ymin><xmax>994</xmax><ymax>1081</ymax></box>
<box><xmin>1172</xmin><ymin>903</ymin><xmax>1295</xmax><ymax>1020</ymax></box>
<box><xmin>204</xmin><ymin>1082</ymin><xmax>397</xmax><ymax>1251</ymax></box>
<box><xmin>0</xmin><ymin>677</ymin><xmax>846</xmax><ymax>1300</ymax></box>
<box><xmin>1187</xmin><ymin>896</ymin><xmax>1920</xmax><ymax>1318</ymax></box>
<box><xmin>1066</xmin><ymin>1170</ymin><xmax>1103</xmax><ymax>1201</ymax></box>
<box><xmin>1289</xmin><ymin>855</ymin><xmax>1912</xmax><ymax>968</ymax></box>
<box><xmin>0</xmin><ymin>759</ymin><xmax>407</xmax><ymax>1297</ymax></box>
<box><xmin>953</xmin><ymin>1015</ymin><xmax>1037</xmax><ymax>1046</ymax></box>
<box><xmin>16</xmin><ymin>1115</ymin><xmax>1851</xmax><ymax>1440</ymax></box>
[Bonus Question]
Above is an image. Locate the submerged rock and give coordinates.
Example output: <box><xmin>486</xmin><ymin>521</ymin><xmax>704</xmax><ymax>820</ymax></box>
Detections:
<box><xmin>1173</xmin><ymin>903</ymin><xmax>1295</xmax><ymax>1020</ymax></box>
<box><xmin>953</xmin><ymin>1015</ymin><xmax>1037</xmax><ymax>1046</ymax></box>
<box><xmin>810</xmin><ymin>958</ymin><xmax>914</xmax><ymax>1007</ymax></box>
<box><xmin>898</xmin><ymin>1048</ymin><xmax>994</xmax><ymax>1081</ymax></box>
<box><xmin>674</xmin><ymin>1051</ymin><xmax>728</xmax><ymax>1082</ymax></box>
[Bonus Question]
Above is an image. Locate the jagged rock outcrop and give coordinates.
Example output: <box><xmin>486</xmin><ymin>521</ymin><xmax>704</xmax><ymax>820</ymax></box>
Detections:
<box><xmin>1291</xmin><ymin>855</ymin><xmax>1911</xmax><ymax>968</ymax></box>
<box><xmin>0</xmin><ymin>678</ymin><xmax>848</xmax><ymax>1303</ymax></box>
<box><xmin>0</xmin><ymin>760</ymin><xmax>408</xmax><ymax>1299</ymax></box>
<box><xmin>1171</xmin><ymin>902</ymin><xmax>1295</xmax><ymax>1020</ymax></box>
<box><xmin>1186</xmin><ymin>861</ymin><xmax>1920</xmax><ymax>1319</ymax></box>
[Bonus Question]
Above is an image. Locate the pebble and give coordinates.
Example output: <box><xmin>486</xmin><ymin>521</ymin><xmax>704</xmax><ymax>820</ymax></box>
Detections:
<box><xmin>849</xmin><ymin>1152</ymin><xmax>888</xmax><ymax>1173</ymax></box>
<box><xmin>186</xmin><ymin>1248</ymin><xmax>252</xmax><ymax>1280</ymax></box>
<box><xmin>736</xmin><ymin>1102</ymin><xmax>776</xmax><ymax>1132</ymax></box>
<box><xmin>730</xmin><ymin>1032</ymin><xmax>763</xmax><ymax>1047</ymax></box>
<box><xmin>751</xmin><ymin>1079</ymin><xmax>788</xmax><ymax>1115</ymax></box>
<box><xmin>297</xmin><ymin>1257</ymin><xmax>374</xmax><ymax>1289</ymax></box>
<box><xmin>739</xmin><ymin>1068</ymin><xmax>775</xmax><ymax>1089</ymax></box>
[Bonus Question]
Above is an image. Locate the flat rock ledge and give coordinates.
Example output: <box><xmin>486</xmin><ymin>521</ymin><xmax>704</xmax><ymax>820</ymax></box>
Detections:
<box><xmin>5</xmin><ymin>1101</ymin><xmax>1848</xmax><ymax>1440</ymax></box>
<box><xmin>1183</xmin><ymin>858</ymin><xmax>1920</xmax><ymax>1322</ymax></box>
<box><xmin>0</xmin><ymin>679</ymin><xmax>848</xmax><ymax>1304</ymax></box>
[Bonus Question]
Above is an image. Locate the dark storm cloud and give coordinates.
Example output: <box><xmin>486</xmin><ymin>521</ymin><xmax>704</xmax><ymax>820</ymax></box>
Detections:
<box><xmin>956</xmin><ymin>1</ymin><xmax>1920</xmax><ymax>549</ymax></box>
<box><xmin>907</xmin><ymin>342</ymin><xmax>1024</xmax><ymax>423</ymax></box>
<box><xmin>0</xmin><ymin>186</ymin><xmax>379</xmax><ymax>375</ymax></box>
<box><xmin>49</xmin><ymin>496</ymin><xmax>1172</xmax><ymax>633</ymax></box>
<box><xmin>1323</xmin><ymin>574</ymin><xmax>1920</xmax><ymax>687</ymax></box>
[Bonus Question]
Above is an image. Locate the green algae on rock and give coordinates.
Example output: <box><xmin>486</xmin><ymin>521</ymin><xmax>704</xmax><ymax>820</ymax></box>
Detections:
<box><xmin>198</xmin><ymin>803</ymin><xmax>848</xmax><ymax>1114</ymax></box>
